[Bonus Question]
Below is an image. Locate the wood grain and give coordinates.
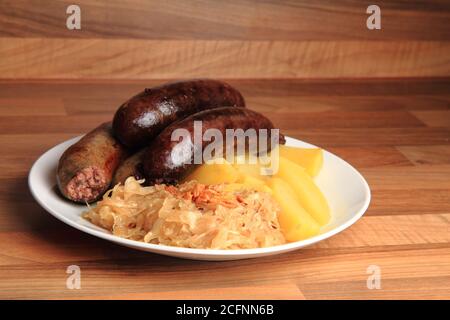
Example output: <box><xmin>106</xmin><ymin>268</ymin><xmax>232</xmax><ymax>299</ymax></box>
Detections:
<box><xmin>0</xmin><ymin>38</ymin><xmax>448</xmax><ymax>79</ymax></box>
<box><xmin>0</xmin><ymin>214</ymin><xmax>447</xmax><ymax>266</ymax></box>
<box><xmin>1</xmin><ymin>78</ymin><xmax>449</xmax><ymax>97</ymax></box>
<box><xmin>0</xmin><ymin>78</ymin><xmax>448</xmax><ymax>299</ymax></box>
<box><xmin>0</xmin><ymin>247</ymin><xmax>448</xmax><ymax>299</ymax></box>
<box><xmin>283</xmin><ymin>127</ymin><xmax>450</xmax><ymax>148</ymax></box>
<box><xmin>73</xmin><ymin>284</ymin><xmax>306</xmax><ymax>300</ymax></box>
<box><xmin>397</xmin><ymin>145</ymin><xmax>450</xmax><ymax>165</ymax></box>
<box><xmin>0</xmin><ymin>0</ymin><xmax>448</xmax><ymax>299</ymax></box>
<box><xmin>1</xmin><ymin>0</ymin><xmax>449</xmax><ymax>40</ymax></box>
<box><xmin>411</xmin><ymin>110</ymin><xmax>450</xmax><ymax>127</ymax></box>
<box><xmin>0</xmin><ymin>1</ymin><xmax>448</xmax><ymax>80</ymax></box>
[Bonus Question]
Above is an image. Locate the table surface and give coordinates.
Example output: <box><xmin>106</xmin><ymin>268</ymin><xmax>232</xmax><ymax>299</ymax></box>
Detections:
<box><xmin>0</xmin><ymin>78</ymin><xmax>449</xmax><ymax>300</ymax></box>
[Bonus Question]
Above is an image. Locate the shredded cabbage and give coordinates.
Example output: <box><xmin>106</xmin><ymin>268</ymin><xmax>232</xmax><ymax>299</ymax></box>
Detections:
<box><xmin>83</xmin><ymin>177</ymin><xmax>285</xmax><ymax>249</ymax></box>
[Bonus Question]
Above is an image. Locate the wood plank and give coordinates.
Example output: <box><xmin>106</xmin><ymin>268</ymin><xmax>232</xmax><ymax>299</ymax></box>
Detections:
<box><xmin>70</xmin><ymin>284</ymin><xmax>305</xmax><ymax>300</ymax></box>
<box><xmin>0</xmin><ymin>98</ymin><xmax>65</xmax><ymax>116</ymax></box>
<box><xmin>248</xmin><ymin>95</ymin><xmax>450</xmax><ymax>113</ymax></box>
<box><xmin>0</xmin><ymin>134</ymin><xmax>76</xmax><ymax>157</ymax></box>
<box><xmin>0</xmin><ymin>39</ymin><xmax>449</xmax><ymax>79</ymax></box>
<box><xmin>283</xmin><ymin>127</ymin><xmax>450</xmax><ymax>147</ymax></box>
<box><xmin>1</xmin><ymin>79</ymin><xmax>450</xmax><ymax>98</ymax></box>
<box><xmin>0</xmin><ymin>115</ymin><xmax>442</xmax><ymax>140</ymax></box>
<box><xmin>411</xmin><ymin>110</ymin><xmax>450</xmax><ymax>127</ymax></box>
<box><xmin>314</xmin><ymin>214</ymin><xmax>449</xmax><ymax>248</ymax></box>
<box><xmin>63</xmin><ymin>98</ymin><xmax>124</xmax><ymax>115</ymax></box>
<box><xmin>0</xmin><ymin>247</ymin><xmax>447</xmax><ymax>299</ymax></box>
<box><xmin>0</xmin><ymin>115</ymin><xmax>112</xmax><ymax>134</ymax></box>
<box><xmin>361</xmin><ymin>165</ymin><xmax>450</xmax><ymax>190</ymax></box>
<box><xmin>368</xmin><ymin>189</ymin><xmax>450</xmax><ymax>216</ymax></box>
<box><xmin>268</xmin><ymin>111</ymin><xmax>425</xmax><ymax>129</ymax></box>
<box><xmin>299</xmin><ymin>276</ymin><xmax>450</xmax><ymax>299</ymax></box>
<box><xmin>0</xmin><ymin>156</ymin><xmax>38</xmax><ymax>179</ymax></box>
<box><xmin>0</xmin><ymin>201</ymin><xmax>60</xmax><ymax>232</ymax></box>
<box><xmin>325</xmin><ymin>147</ymin><xmax>412</xmax><ymax>168</ymax></box>
<box><xmin>397</xmin><ymin>145</ymin><xmax>450</xmax><ymax>165</ymax></box>
<box><xmin>62</xmin><ymin>95</ymin><xmax>450</xmax><ymax>119</ymax></box>
<box><xmin>1</xmin><ymin>0</ymin><xmax>448</xmax><ymax>40</ymax></box>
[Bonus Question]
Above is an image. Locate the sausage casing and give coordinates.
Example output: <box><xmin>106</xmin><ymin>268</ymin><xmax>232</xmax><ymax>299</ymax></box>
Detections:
<box><xmin>112</xmin><ymin>79</ymin><xmax>245</xmax><ymax>149</ymax></box>
<box><xmin>142</xmin><ymin>107</ymin><xmax>285</xmax><ymax>185</ymax></box>
<box><xmin>111</xmin><ymin>148</ymin><xmax>146</xmax><ymax>186</ymax></box>
<box><xmin>57</xmin><ymin>122</ymin><xmax>128</xmax><ymax>203</ymax></box>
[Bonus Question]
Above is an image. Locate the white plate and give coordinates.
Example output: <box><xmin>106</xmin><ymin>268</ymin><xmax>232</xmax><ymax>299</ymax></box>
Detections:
<box><xmin>29</xmin><ymin>136</ymin><xmax>370</xmax><ymax>261</ymax></box>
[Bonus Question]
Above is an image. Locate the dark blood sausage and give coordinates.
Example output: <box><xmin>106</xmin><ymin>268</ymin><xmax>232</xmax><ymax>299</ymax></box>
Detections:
<box><xmin>112</xmin><ymin>79</ymin><xmax>245</xmax><ymax>149</ymax></box>
<box><xmin>111</xmin><ymin>148</ymin><xmax>146</xmax><ymax>186</ymax></box>
<box><xmin>143</xmin><ymin>107</ymin><xmax>285</xmax><ymax>185</ymax></box>
<box><xmin>57</xmin><ymin>122</ymin><xmax>128</xmax><ymax>203</ymax></box>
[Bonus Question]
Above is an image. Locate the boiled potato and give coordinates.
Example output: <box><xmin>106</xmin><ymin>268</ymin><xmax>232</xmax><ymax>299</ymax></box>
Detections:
<box><xmin>237</xmin><ymin>174</ymin><xmax>272</xmax><ymax>194</ymax></box>
<box><xmin>275</xmin><ymin>156</ymin><xmax>330</xmax><ymax>226</ymax></box>
<box><xmin>184</xmin><ymin>158</ymin><xmax>240</xmax><ymax>184</ymax></box>
<box><xmin>276</xmin><ymin>145</ymin><xmax>323</xmax><ymax>177</ymax></box>
<box><xmin>269</xmin><ymin>178</ymin><xmax>320</xmax><ymax>241</ymax></box>
<box><xmin>232</xmin><ymin>155</ymin><xmax>266</xmax><ymax>179</ymax></box>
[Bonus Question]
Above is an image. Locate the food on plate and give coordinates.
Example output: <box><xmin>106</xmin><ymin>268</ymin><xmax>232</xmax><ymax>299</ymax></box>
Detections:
<box><xmin>183</xmin><ymin>158</ymin><xmax>240</xmax><ymax>185</ymax></box>
<box><xmin>236</xmin><ymin>175</ymin><xmax>272</xmax><ymax>194</ymax></box>
<box><xmin>232</xmin><ymin>155</ymin><xmax>269</xmax><ymax>179</ymax></box>
<box><xmin>54</xmin><ymin>78</ymin><xmax>333</xmax><ymax>248</ymax></box>
<box><xmin>83</xmin><ymin>177</ymin><xmax>286</xmax><ymax>249</ymax></box>
<box><xmin>183</xmin><ymin>157</ymin><xmax>272</xmax><ymax>194</ymax></box>
<box><xmin>181</xmin><ymin>150</ymin><xmax>330</xmax><ymax>239</ymax></box>
<box><xmin>223</xmin><ymin>180</ymin><xmax>272</xmax><ymax>194</ymax></box>
<box><xmin>277</xmin><ymin>145</ymin><xmax>323</xmax><ymax>177</ymax></box>
<box><xmin>274</xmin><ymin>157</ymin><xmax>330</xmax><ymax>225</ymax></box>
<box><xmin>57</xmin><ymin>122</ymin><xmax>128</xmax><ymax>203</ymax></box>
<box><xmin>111</xmin><ymin>148</ymin><xmax>146</xmax><ymax>185</ymax></box>
<box><xmin>142</xmin><ymin>107</ymin><xmax>285</xmax><ymax>185</ymax></box>
<box><xmin>113</xmin><ymin>79</ymin><xmax>246</xmax><ymax>148</ymax></box>
<box><xmin>268</xmin><ymin>178</ymin><xmax>320</xmax><ymax>241</ymax></box>
<box><xmin>183</xmin><ymin>151</ymin><xmax>330</xmax><ymax>228</ymax></box>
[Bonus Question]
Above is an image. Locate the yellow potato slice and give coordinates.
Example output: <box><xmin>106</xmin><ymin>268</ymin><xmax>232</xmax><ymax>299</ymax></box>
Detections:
<box><xmin>275</xmin><ymin>156</ymin><xmax>330</xmax><ymax>226</ymax></box>
<box><xmin>232</xmin><ymin>155</ymin><xmax>265</xmax><ymax>179</ymax></box>
<box><xmin>269</xmin><ymin>178</ymin><xmax>320</xmax><ymax>241</ymax></box>
<box><xmin>183</xmin><ymin>158</ymin><xmax>240</xmax><ymax>184</ymax></box>
<box><xmin>276</xmin><ymin>145</ymin><xmax>323</xmax><ymax>177</ymax></box>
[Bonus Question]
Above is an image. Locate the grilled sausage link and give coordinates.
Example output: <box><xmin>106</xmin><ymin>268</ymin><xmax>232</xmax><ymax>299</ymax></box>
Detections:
<box><xmin>111</xmin><ymin>148</ymin><xmax>146</xmax><ymax>186</ymax></box>
<box><xmin>57</xmin><ymin>122</ymin><xmax>128</xmax><ymax>203</ymax></box>
<box><xmin>112</xmin><ymin>79</ymin><xmax>245</xmax><ymax>149</ymax></box>
<box><xmin>143</xmin><ymin>107</ymin><xmax>285</xmax><ymax>185</ymax></box>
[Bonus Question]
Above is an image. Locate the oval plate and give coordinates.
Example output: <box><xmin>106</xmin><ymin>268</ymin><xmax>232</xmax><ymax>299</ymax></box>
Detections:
<box><xmin>29</xmin><ymin>136</ymin><xmax>370</xmax><ymax>261</ymax></box>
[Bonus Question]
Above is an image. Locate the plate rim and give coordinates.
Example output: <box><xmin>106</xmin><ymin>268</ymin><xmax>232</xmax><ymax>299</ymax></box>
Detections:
<box><xmin>28</xmin><ymin>136</ymin><xmax>371</xmax><ymax>257</ymax></box>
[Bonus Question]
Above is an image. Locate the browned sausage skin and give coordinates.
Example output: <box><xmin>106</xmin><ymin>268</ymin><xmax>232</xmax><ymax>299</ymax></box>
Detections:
<box><xmin>111</xmin><ymin>148</ymin><xmax>146</xmax><ymax>186</ymax></box>
<box><xmin>113</xmin><ymin>79</ymin><xmax>245</xmax><ymax>149</ymax></box>
<box><xmin>57</xmin><ymin>122</ymin><xmax>128</xmax><ymax>203</ymax></box>
<box><xmin>143</xmin><ymin>107</ymin><xmax>285</xmax><ymax>185</ymax></box>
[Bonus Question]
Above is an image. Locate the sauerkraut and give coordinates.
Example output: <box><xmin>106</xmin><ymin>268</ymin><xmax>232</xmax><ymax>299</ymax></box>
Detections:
<box><xmin>83</xmin><ymin>177</ymin><xmax>286</xmax><ymax>249</ymax></box>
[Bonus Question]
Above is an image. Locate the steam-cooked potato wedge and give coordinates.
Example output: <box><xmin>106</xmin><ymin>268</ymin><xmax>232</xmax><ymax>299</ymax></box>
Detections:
<box><xmin>232</xmin><ymin>156</ymin><xmax>265</xmax><ymax>178</ymax></box>
<box><xmin>269</xmin><ymin>178</ymin><xmax>320</xmax><ymax>241</ymax></box>
<box><xmin>275</xmin><ymin>157</ymin><xmax>330</xmax><ymax>226</ymax></box>
<box><xmin>276</xmin><ymin>145</ymin><xmax>323</xmax><ymax>177</ymax></box>
<box><xmin>237</xmin><ymin>174</ymin><xmax>272</xmax><ymax>194</ymax></box>
<box><xmin>184</xmin><ymin>158</ymin><xmax>240</xmax><ymax>184</ymax></box>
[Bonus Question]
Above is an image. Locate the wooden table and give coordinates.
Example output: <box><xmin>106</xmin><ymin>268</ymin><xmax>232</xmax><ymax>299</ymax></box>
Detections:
<box><xmin>0</xmin><ymin>78</ymin><xmax>449</xmax><ymax>300</ymax></box>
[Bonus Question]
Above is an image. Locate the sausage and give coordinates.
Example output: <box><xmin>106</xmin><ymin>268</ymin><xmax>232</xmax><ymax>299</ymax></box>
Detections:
<box><xmin>57</xmin><ymin>122</ymin><xmax>128</xmax><ymax>203</ymax></box>
<box><xmin>111</xmin><ymin>148</ymin><xmax>146</xmax><ymax>186</ymax></box>
<box><xmin>112</xmin><ymin>79</ymin><xmax>245</xmax><ymax>149</ymax></box>
<box><xmin>142</xmin><ymin>107</ymin><xmax>285</xmax><ymax>185</ymax></box>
